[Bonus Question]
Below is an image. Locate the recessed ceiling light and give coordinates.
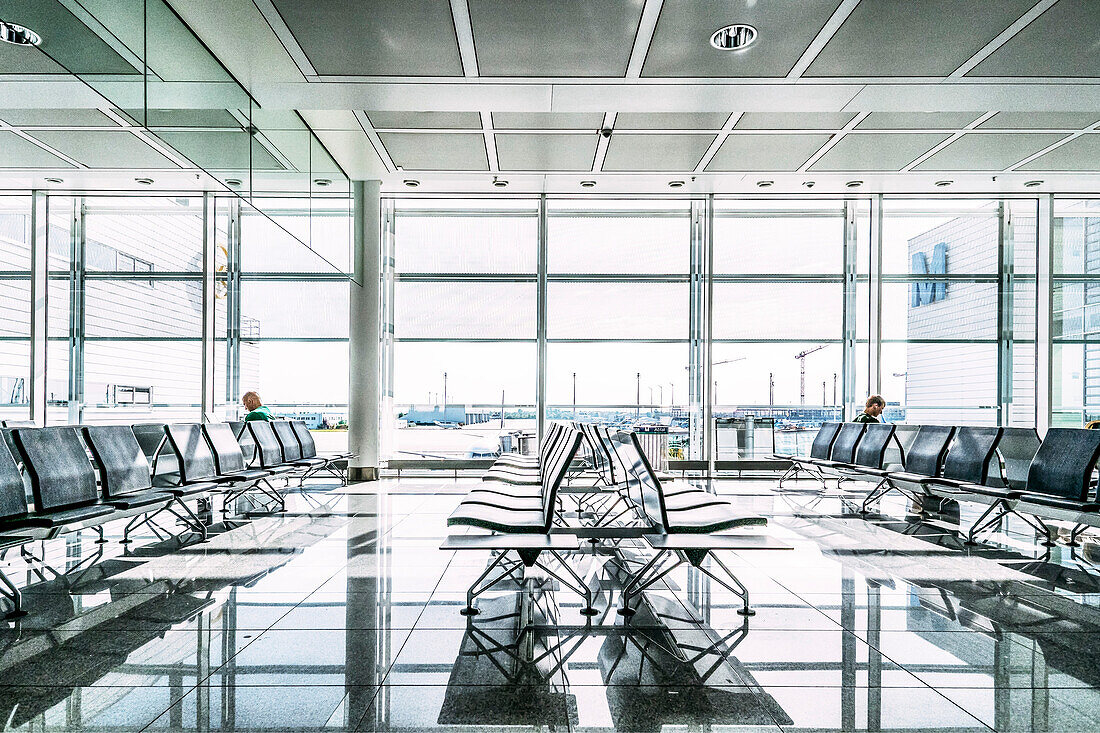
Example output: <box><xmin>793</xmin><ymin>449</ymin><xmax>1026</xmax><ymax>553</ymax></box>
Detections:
<box><xmin>756</xmin><ymin>180</ymin><xmax>774</xmax><ymax>188</ymax></box>
<box><xmin>934</xmin><ymin>180</ymin><xmax>953</xmax><ymax>187</ymax></box>
<box><xmin>1024</xmin><ymin>180</ymin><xmax>1043</xmax><ymax>188</ymax></box>
<box><xmin>802</xmin><ymin>181</ymin><xmax>816</xmax><ymax>189</ymax></box>
<box><xmin>0</xmin><ymin>21</ymin><xmax>41</xmax><ymax>47</ymax></box>
<box><xmin>580</xmin><ymin>180</ymin><xmax>597</xmax><ymax>188</ymax></box>
<box><xmin>225</xmin><ymin>178</ymin><xmax>242</xmax><ymax>187</ymax></box>
<box><xmin>668</xmin><ymin>180</ymin><xmax>685</xmax><ymax>188</ymax></box>
<box><xmin>134</xmin><ymin>177</ymin><xmax>154</xmax><ymax>185</ymax></box>
<box><xmin>492</xmin><ymin>176</ymin><xmax>508</xmax><ymax>188</ymax></box>
<box><xmin>403</xmin><ymin>179</ymin><xmax>420</xmax><ymax>187</ymax></box>
<box><xmin>44</xmin><ymin>177</ymin><xmax>64</xmax><ymax>184</ymax></box>
<box><xmin>710</xmin><ymin>24</ymin><xmax>757</xmax><ymax>51</ymax></box>
<box><xmin>313</xmin><ymin>178</ymin><xmax>332</xmax><ymax>186</ymax></box>
<box><xmin>845</xmin><ymin>180</ymin><xmax>863</xmax><ymax>189</ymax></box>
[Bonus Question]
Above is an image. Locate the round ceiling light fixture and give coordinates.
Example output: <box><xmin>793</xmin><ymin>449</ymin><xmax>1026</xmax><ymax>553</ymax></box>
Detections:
<box><xmin>934</xmin><ymin>180</ymin><xmax>953</xmax><ymax>187</ymax></box>
<box><xmin>710</xmin><ymin>24</ymin><xmax>757</xmax><ymax>51</ymax></box>
<box><xmin>1023</xmin><ymin>179</ymin><xmax>1043</xmax><ymax>188</ymax></box>
<box><xmin>224</xmin><ymin>177</ymin><xmax>242</xmax><ymax>187</ymax></box>
<box><xmin>802</xmin><ymin>181</ymin><xmax>816</xmax><ymax>189</ymax></box>
<box><xmin>134</xmin><ymin>177</ymin><xmax>154</xmax><ymax>186</ymax></box>
<box><xmin>0</xmin><ymin>21</ymin><xmax>41</xmax><ymax>47</ymax></box>
<box><xmin>580</xmin><ymin>180</ymin><xmax>597</xmax><ymax>188</ymax></box>
<box><xmin>44</xmin><ymin>177</ymin><xmax>64</xmax><ymax>184</ymax></box>
<box><xmin>845</xmin><ymin>180</ymin><xmax>864</xmax><ymax>189</ymax></box>
<box><xmin>756</xmin><ymin>180</ymin><xmax>774</xmax><ymax>188</ymax></box>
<box><xmin>668</xmin><ymin>180</ymin><xmax>686</xmax><ymax>188</ymax></box>
<box><xmin>403</xmin><ymin>179</ymin><xmax>420</xmax><ymax>187</ymax></box>
<box><xmin>492</xmin><ymin>176</ymin><xmax>509</xmax><ymax>188</ymax></box>
<box><xmin>313</xmin><ymin>178</ymin><xmax>332</xmax><ymax>186</ymax></box>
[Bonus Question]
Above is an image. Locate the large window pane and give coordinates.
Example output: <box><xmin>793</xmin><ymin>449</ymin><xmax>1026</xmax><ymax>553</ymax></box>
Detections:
<box><xmin>0</xmin><ymin>196</ymin><xmax>30</xmax><ymax>271</ymax></box>
<box><xmin>395</xmin><ymin>210</ymin><xmax>536</xmax><ymax>274</ymax></box>
<box><xmin>713</xmin><ymin>283</ymin><xmax>841</xmax><ymax>340</ymax></box>
<box><xmin>85</xmin><ymin>280</ymin><xmax>203</xmax><ymax>337</ymax></box>
<box><xmin>83</xmin><ymin>340</ymin><xmax>201</xmax><ymax>422</ymax></box>
<box><xmin>548</xmin><ymin>201</ymin><xmax>690</xmax><ymax>274</ymax></box>
<box><xmin>713</xmin><ymin>209</ymin><xmax>844</xmax><ymax>275</ymax></box>
<box><xmin>875</xmin><ymin>199</ymin><xmax>1001</xmax><ymax>275</ymax></box>
<box><xmin>242</xmin><ymin>198</ymin><xmax>352</xmax><ymax>274</ymax></box>
<box><xmin>84</xmin><ymin>197</ymin><xmax>204</xmax><ymax>271</ymax></box>
<box><xmin>547</xmin><ymin>342</ymin><xmax>686</xmax><ymax>407</ymax></box>
<box><xmin>548</xmin><ymin>282</ymin><xmax>686</xmax><ymax>340</ymax></box>
<box><xmin>240</xmin><ymin>280</ymin><xmax>349</xmax><ymax>339</ymax></box>
<box><xmin>395</xmin><ymin>282</ymin><xmax>533</xmax><ymax>339</ymax></box>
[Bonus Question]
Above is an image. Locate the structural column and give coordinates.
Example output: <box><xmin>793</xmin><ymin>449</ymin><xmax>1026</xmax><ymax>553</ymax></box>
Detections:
<box><xmin>1036</xmin><ymin>194</ymin><xmax>1054</xmax><ymax>432</ymax></box>
<box><xmin>349</xmin><ymin>180</ymin><xmax>382</xmax><ymax>481</ymax></box>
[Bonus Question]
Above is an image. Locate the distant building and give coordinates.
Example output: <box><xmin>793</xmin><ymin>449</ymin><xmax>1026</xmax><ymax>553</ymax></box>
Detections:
<box><xmin>905</xmin><ymin>213</ymin><xmax>1036</xmax><ymax>426</ymax></box>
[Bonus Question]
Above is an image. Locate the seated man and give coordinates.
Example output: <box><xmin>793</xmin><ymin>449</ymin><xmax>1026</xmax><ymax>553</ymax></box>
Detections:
<box><xmin>242</xmin><ymin>391</ymin><xmax>274</xmax><ymax>422</ymax></box>
<box><xmin>853</xmin><ymin>394</ymin><xmax>885</xmax><ymax>424</ymax></box>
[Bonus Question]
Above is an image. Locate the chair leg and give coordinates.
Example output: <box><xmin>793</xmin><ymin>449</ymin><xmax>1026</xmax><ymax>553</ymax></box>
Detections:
<box><xmin>1067</xmin><ymin>523</ymin><xmax>1090</xmax><ymax>547</ymax></box>
<box><xmin>860</xmin><ymin>478</ymin><xmax>894</xmax><ymax>514</ymax></box>
<box><xmin>0</xmin><ymin>563</ymin><xmax>26</xmax><ymax>619</ymax></box>
<box><xmin>966</xmin><ymin>501</ymin><xmax>1009</xmax><ymax>545</ymax></box>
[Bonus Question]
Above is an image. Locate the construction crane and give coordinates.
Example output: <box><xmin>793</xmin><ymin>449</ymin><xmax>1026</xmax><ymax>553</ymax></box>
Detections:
<box><xmin>795</xmin><ymin>346</ymin><xmax>827</xmax><ymax>405</ymax></box>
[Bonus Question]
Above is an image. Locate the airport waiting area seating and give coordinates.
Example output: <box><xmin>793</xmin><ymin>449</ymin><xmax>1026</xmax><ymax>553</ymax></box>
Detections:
<box><xmin>785</xmin><ymin>421</ymin><xmax>1100</xmax><ymax>549</ymax></box>
<box><xmin>443</xmin><ymin>423</ymin><xmax>778</xmax><ymax>619</ymax></box>
<box><xmin>0</xmin><ymin>419</ymin><xmax>345</xmax><ymax>618</ymax></box>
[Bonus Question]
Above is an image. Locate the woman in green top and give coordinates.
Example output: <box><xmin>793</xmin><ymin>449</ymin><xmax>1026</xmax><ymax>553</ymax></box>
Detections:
<box><xmin>853</xmin><ymin>394</ymin><xmax>885</xmax><ymax>423</ymax></box>
<box><xmin>242</xmin><ymin>391</ymin><xmax>275</xmax><ymax>421</ymax></box>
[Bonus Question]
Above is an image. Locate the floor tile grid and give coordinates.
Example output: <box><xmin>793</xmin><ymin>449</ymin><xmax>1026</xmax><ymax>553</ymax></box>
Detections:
<box><xmin>139</xmin><ymin>487</ymin><xmax>442</xmax><ymax>732</ymax></box>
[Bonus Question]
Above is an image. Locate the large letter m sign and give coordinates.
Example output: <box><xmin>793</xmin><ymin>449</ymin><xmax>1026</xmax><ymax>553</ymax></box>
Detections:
<box><xmin>911</xmin><ymin>242</ymin><xmax>947</xmax><ymax>307</ymax></box>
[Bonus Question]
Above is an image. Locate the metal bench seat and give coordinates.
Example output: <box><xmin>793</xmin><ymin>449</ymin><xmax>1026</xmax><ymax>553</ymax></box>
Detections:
<box><xmin>0</xmin><ymin>503</ymin><xmax>115</xmax><ymax>530</ymax></box>
<box><xmin>446</xmin><ymin>504</ymin><xmax>549</xmax><ymax>533</ymax></box>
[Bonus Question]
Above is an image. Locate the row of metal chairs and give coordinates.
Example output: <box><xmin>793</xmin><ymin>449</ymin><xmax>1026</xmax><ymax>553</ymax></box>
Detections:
<box><xmin>783</xmin><ymin>422</ymin><xmax>1100</xmax><ymax>545</ymax></box>
<box><xmin>0</xmin><ymin>419</ymin><xmax>350</xmax><ymax>618</ymax></box>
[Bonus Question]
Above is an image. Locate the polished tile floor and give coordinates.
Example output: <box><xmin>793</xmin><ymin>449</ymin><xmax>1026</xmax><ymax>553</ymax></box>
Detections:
<box><xmin>2</xmin><ymin>475</ymin><xmax>1100</xmax><ymax>731</ymax></box>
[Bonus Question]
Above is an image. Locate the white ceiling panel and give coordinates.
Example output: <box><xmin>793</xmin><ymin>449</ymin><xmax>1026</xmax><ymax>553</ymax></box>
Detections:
<box><xmin>642</xmin><ymin>0</ymin><xmax>842</xmax><ymax>78</ymax></box>
<box><xmin>615</xmin><ymin>113</ymin><xmax>731</xmax><ymax>130</ymax></box>
<box><xmin>805</xmin><ymin>0</ymin><xmax>1037</xmax><ymax>77</ymax></box>
<box><xmin>810</xmin><ymin>133</ymin><xmax>951</xmax><ymax>171</ymax></box>
<box><xmin>27</xmin><ymin>130</ymin><xmax>179</xmax><ymax>169</ymax></box>
<box><xmin>270</xmin><ymin>0</ymin><xmax>462</xmax><ymax>76</ymax></box>
<box><xmin>603</xmin><ymin>134</ymin><xmax>715</xmax><ymax>171</ymax></box>
<box><xmin>492</xmin><ymin>112</ymin><xmax>605</xmax><ymax>130</ymax></box>
<box><xmin>0</xmin><ymin>131</ymin><xmax>74</xmax><ymax>168</ymax></box>
<box><xmin>970</xmin><ymin>0</ymin><xmax>1100</xmax><ymax>78</ymax></box>
<box><xmin>469</xmin><ymin>0</ymin><xmax>643</xmax><ymax>77</ymax></box>
<box><xmin>379</xmin><ymin>132</ymin><xmax>488</xmax><ymax>171</ymax></box>
<box><xmin>706</xmin><ymin>134</ymin><xmax>831</xmax><ymax>172</ymax></box>
<box><xmin>977</xmin><ymin>112</ymin><xmax>1100</xmax><ymax>130</ymax></box>
<box><xmin>735</xmin><ymin>112</ymin><xmax>856</xmax><ymax>130</ymax></box>
<box><xmin>366</xmin><ymin>111</ymin><xmax>483</xmax><ymax>130</ymax></box>
<box><xmin>1018</xmin><ymin>135</ymin><xmax>1100</xmax><ymax>171</ymax></box>
<box><xmin>912</xmin><ymin>132</ymin><xmax>1069</xmax><ymax>171</ymax></box>
<box><xmin>855</xmin><ymin>112</ymin><xmax>986</xmax><ymax>130</ymax></box>
<box><xmin>125</xmin><ymin>109</ymin><xmax>243</xmax><ymax>128</ymax></box>
<box><xmin>496</xmin><ymin>133</ymin><xmax>596</xmax><ymax>171</ymax></box>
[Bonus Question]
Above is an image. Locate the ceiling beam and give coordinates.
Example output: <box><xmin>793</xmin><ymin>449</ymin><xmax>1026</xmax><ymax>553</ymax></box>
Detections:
<box><xmin>352</xmin><ymin>111</ymin><xmax>397</xmax><ymax>173</ymax></box>
<box><xmin>481</xmin><ymin>112</ymin><xmax>498</xmax><ymax>171</ymax></box>
<box><xmin>624</xmin><ymin>0</ymin><xmax>664</xmax><ymax>78</ymax></box>
<box><xmin>693</xmin><ymin>113</ymin><xmax>742</xmax><ymax>173</ymax></box>
<box><xmin>592</xmin><ymin>112</ymin><xmax>617</xmax><ymax>171</ymax></box>
<box><xmin>449</xmin><ymin>0</ymin><xmax>480</xmax><ymax>77</ymax></box>
<box><xmin>1007</xmin><ymin>116</ymin><xmax>1100</xmax><ymax>170</ymax></box>
<box><xmin>797</xmin><ymin>111</ymin><xmax>870</xmax><ymax>172</ymax></box>
<box><xmin>785</xmin><ymin>0</ymin><xmax>863</xmax><ymax>80</ymax></box>
<box><xmin>900</xmin><ymin>111</ymin><xmax>997</xmax><ymax>171</ymax></box>
<box><xmin>947</xmin><ymin>0</ymin><xmax>1061</xmax><ymax>80</ymax></box>
<box><xmin>251</xmin><ymin>0</ymin><xmax>318</xmax><ymax>78</ymax></box>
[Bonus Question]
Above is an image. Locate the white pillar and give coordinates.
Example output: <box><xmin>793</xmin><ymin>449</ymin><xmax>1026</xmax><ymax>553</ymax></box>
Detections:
<box><xmin>349</xmin><ymin>180</ymin><xmax>382</xmax><ymax>480</ymax></box>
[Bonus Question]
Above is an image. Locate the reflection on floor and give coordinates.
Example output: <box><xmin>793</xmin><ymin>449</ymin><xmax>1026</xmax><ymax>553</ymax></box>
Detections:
<box><xmin>2</xmin><ymin>476</ymin><xmax>1100</xmax><ymax>731</ymax></box>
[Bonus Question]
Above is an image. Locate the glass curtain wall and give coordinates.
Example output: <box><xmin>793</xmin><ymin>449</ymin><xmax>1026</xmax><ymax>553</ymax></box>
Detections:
<box><xmin>388</xmin><ymin>198</ymin><xmax>538</xmax><ymax>460</ymax></box>
<box><xmin>1053</xmin><ymin>198</ymin><xmax>1100</xmax><ymax>426</ymax></box>
<box><xmin>385</xmin><ymin>194</ymin><xmax>1056</xmax><ymax>463</ymax></box>
<box><xmin>0</xmin><ymin>195</ymin><xmax>31</xmax><ymax>423</ymax></box>
<box><xmin>14</xmin><ymin>192</ymin><xmax>352</xmax><ymax>448</ymax></box>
